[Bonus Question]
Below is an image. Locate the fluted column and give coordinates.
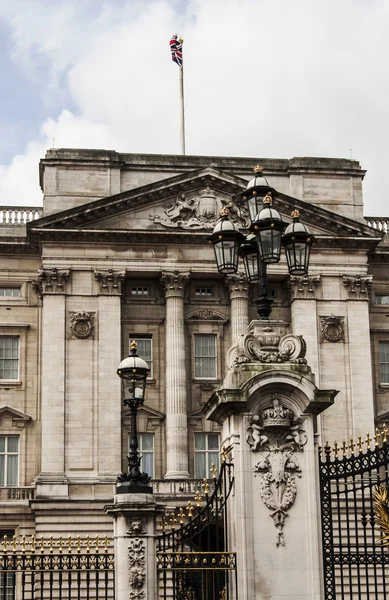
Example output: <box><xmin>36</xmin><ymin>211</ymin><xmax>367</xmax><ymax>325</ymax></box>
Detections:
<box><xmin>226</xmin><ymin>273</ymin><xmax>249</xmax><ymax>341</ymax></box>
<box><xmin>162</xmin><ymin>270</ymin><xmax>190</xmax><ymax>479</ymax></box>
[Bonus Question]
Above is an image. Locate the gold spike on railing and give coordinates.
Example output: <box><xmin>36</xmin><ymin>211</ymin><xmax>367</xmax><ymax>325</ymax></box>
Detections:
<box><xmin>202</xmin><ymin>479</ymin><xmax>210</xmax><ymax>494</ymax></box>
<box><xmin>186</xmin><ymin>501</ymin><xmax>194</xmax><ymax>518</ymax></box>
<box><xmin>210</xmin><ymin>463</ymin><xmax>218</xmax><ymax>479</ymax></box>
<box><xmin>365</xmin><ymin>432</ymin><xmax>372</xmax><ymax>450</ymax></box>
<box><xmin>77</xmin><ymin>536</ymin><xmax>82</xmax><ymax>553</ymax></box>
<box><xmin>12</xmin><ymin>535</ymin><xmax>17</xmax><ymax>552</ymax></box>
<box><xmin>103</xmin><ymin>535</ymin><xmax>109</xmax><ymax>553</ymax></box>
<box><xmin>194</xmin><ymin>490</ymin><xmax>202</xmax><ymax>506</ymax></box>
<box><xmin>383</xmin><ymin>424</ymin><xmax>388</xmax><ymax>443</ymax></box>
<box><xmin>341</xmin><ymin>440</ymin><xmax>347</xmax><ymax>458</ymax></box>
<box><xmin>2</xmin><ymin>535</ymin><xmax>8</xmax><ymax>552</ymax></box>
<box><xmin>324</xmin><ymin>441</ymin><xmax>331</xmax><ymax>459</ymax></box>
<box><xmin>349</xmin><ymin>437</ymin><xmax>355</xmax><ymax>455</ymax></box>
<box><xmin>358</xmin><ymin>435</ymin><xmax>363</xmax><ymax>453</ymax></box>
<box><xmin>333</xmin><ymin>441</ymin><xmax>339</xmax><ymax>459</ymax></box>
<box><xmin>375</xmin><ymin>428</ymin><xmax>381</xmax><ymax>446</ymax></box>
<box><xmin>178</xmin><ymin>507</ymin><xmax>185</xmax><ymax>524</ymax></box>
<box><xmin>169</xmin><ymin>513</ymin><xmax>177</xmax><ymax>530</ymax></box>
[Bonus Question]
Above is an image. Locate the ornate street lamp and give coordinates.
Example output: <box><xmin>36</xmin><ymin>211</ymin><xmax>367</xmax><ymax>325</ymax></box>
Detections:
<box><xmin>211</xmin><ymin>166</ymin><xmax>314</xmax><ymax>319</ymax></box>
<box><xmin>116</xmin><ymin>341</ymin><xmax>153</xmax><ymax>494</ymax></box>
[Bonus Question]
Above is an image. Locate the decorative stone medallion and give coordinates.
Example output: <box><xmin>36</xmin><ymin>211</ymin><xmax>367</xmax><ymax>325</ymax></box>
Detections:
<box><xmin>69</xmin><ymin>311</ymin><xmax>95</xmax><ymax>339</ymax></box>
<box><xmin>320</xmin><ymin>315</ymin><xmax>345</xmax><ymax>343</ymax></box>
<box><xmin>126</xmin><ymin>517</ymin><xmax>146</xmax><ymax>536</ymax></box>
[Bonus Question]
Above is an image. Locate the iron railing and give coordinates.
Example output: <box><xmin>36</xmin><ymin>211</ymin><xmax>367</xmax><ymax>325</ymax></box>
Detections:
<box><xmin>319</xmin><ymin>432</ymin><xmax>389</xmax><ymax>600</ymax></box>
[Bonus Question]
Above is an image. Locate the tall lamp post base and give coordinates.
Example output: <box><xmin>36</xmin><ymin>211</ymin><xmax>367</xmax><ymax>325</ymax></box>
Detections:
<box><xmin>116</xmin><ymin>480</ymin><xmax>153</xmax><ymax>494</ymax></box>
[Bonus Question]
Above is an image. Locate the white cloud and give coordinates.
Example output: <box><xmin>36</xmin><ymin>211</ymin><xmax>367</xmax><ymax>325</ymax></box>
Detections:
<box><xmin>0</xmin><ymin>0</ymin><xmax>389</xmax><ymax>213</ymax></box>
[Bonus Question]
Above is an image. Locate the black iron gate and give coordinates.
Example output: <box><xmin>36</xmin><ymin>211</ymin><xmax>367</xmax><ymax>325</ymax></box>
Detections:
<box><xmin>319</xmin><ymin>431</ymin><xmax>389</xmax><ymax>600</ymax></box>
<box><xmin>156</xmin><ymin>458</ymin><xmax>237</xmax><ymax>600</ymax></box>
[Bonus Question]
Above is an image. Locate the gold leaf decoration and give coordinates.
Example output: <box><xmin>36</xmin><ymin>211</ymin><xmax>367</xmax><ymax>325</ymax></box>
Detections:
<box><xmin>373</xmin><ymin>484</ymin><xmax>389</xmax><ymax>546</ymax></box>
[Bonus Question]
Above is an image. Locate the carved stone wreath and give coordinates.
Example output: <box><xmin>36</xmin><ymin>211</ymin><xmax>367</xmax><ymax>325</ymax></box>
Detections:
<box><xmin>320</xmin><ymin>315</ymin><xmax>345</xmax><ymax>343</ymax></box>
<box><xmin>128</xmin><ymin>538</ymin><xmax>146</xmax><ymax>594</ymax></box>
<box><xmin>69</xmin><ymin>311</ymin><xmax>95</xmax><ymax>340</ymax></box>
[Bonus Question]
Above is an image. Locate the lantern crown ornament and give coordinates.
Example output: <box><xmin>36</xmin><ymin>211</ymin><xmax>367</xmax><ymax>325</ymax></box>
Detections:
<box><xmin>282</xmin><ymin>209</ymin><xmax>314</xmax><ymax>276</ymax></box>
<box><xmin>242</xmin><ymin>165</ymin><xmax>277</xmax><ymax>222</ymax></box>
<box><xmin>210</xmin><ymin>208</ymin><xmax>245</xmax><ymax>274</ymax></box>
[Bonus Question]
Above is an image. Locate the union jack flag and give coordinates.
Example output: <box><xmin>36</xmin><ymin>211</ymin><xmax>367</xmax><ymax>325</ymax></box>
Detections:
<box><xmin>170</xmin><ymin>34</ymin><xmax>183</xmax><ymax>67</ymax></box>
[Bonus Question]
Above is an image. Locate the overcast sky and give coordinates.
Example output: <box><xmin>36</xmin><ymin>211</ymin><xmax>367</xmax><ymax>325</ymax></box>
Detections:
<box><xmin>0</xmin><ymin>0</ymin><xmax>388</xmax><ymax>215</ymax></box>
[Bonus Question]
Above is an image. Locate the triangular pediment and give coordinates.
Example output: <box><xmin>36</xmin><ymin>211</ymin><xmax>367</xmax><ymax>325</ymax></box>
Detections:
<box><xmin>28</xmin><ymin>166</ymin><xmax>383</xmax><ymax>244</ymax></box>
<box><xmin>0</xmin><ymin>405</ymin><xmax>31</xmax><ymax>422</ymax></box>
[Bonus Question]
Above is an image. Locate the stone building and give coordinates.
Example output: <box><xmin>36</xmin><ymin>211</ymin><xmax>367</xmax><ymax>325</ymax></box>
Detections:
<box><xmin>0</xmin><ymin>149</ymin><xmax>388</xmax><ymax>596</ymax></box>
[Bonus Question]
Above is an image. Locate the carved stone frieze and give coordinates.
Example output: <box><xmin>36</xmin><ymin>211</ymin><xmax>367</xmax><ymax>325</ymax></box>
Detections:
<box><xmin>187</xmin><ymin>309</ymin><xmax>226</xmax><ymax>321</ymax></box>
<box><xmin>287</xmin><ymin>275</ymin><xmax>321</xmax><ymax>299</ymax></box>
<box><xmin>32</xmin><ymin>267</ymin><xmax>71</xmax><ymax>298</ymax></box>
<box><xmin>226</xmin><ymin>272</ymin><xmax>249</xmax><ymax>299</ymax></box>
<box><xmin>343</xmin><ymin>274</ymin><xmax>373</xmax><ymax>299</ymax></box>
<box><xmin>227</xmin><ymin>328</ymin><xmax>307</xmax><ymax>369</ymax></box>
<box><xmin>128</xmin><ymin>538</ymin><xmax>146</xmax><ymax>595</ymax></box>
<box><xmin>69</xmin><ymin>311</ymin><xmax>95</xmax><ymax>339</ymax></box>
<box><xmin>161</xmin><ymin>270</ymin><xmax>190</xmax><ymax>298</ymax></box>
<box><xmin>320</xmin><ymin>315</ymin><xmax>345</xmax><ymax>343</ymax></box>
<box><xmin>126</xmin><ymin>517</ymin><xmax>146</xmax><ymax>536</ymax></box>
<box><xmin>94</xmin><ymin>269</ymin><xmax>125</xmax><ymax>294</ymax></box>
<box><xmin>149</xmin><ymin>187</ymin><xmax>249</xmax><ymax>230</ymax></box>
<box><xmin>247</xmin><ymin>394</ymin><xmax>307</xmax><ymax>547</ymax></box>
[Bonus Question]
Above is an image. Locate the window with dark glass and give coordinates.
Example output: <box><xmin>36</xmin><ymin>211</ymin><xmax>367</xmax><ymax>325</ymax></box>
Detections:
<box><xmin>130</xmin><ymin>336</ymin><xmax>153</xmax><ymax>378</ymax></box>
<box><xmin>195</xmin><ymin>287</ymin><xmax>213</xmax><ymax>297</ymax></box>
<box><xmin>376</xmin><ymin>295</ymin><xmax>389</xmax><ymax>305</ymax></box>
<box><xmin>0</xmin><ymin>436</ymin><xmax>19</xmax><ymax>486</ymax></box>
<box><xmin>194</xmin><ymin>433</ymin><xmax>219</xmax><ymax>479</ymax></box>
<box><xmin>379</xmin><ymin>342</ymin><xmax>389</xmax><ymax>384</ymax></box>
<box><xmin>0</xmin><ymin>288</ymin><xmax>20</xmax><ymax>298</ymax></box>
<box><xmin>0</xmin><ymin>337</ymin><xmax>19</xmax><ymax>380</ymax></box>
<box><xmin>194</xmin><ymin>335</ymin><xmax>217</xmax><ymax>379</ymax></box>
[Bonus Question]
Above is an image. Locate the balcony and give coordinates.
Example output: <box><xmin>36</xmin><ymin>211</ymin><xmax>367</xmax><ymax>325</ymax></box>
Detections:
<box><xmin>0</xmin><ymin>207</ymin><xmax>42</xmax><ymax>225</ymax></box>
<box><xmin>0</xmin><ymin>487</ymin><xmax>35</xmax><ymax>501</ymax></box>
<box><xmin>365</xmin><ymin>216</ymin><xmax>389</xmax><ymax>234</ymax></box>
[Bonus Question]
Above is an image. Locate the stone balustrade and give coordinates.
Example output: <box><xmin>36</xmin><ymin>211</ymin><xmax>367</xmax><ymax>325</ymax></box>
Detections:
<box><xmin>365</xmin><ymin>216</ymin><xmax>389</xmax><ymax>234</ymax></box>
<box><xmin>0</xmin><ymin>486</ymin><xmax>35</xmax><ymax>501</ymax></box>
<box><xmin>0</xmin><ymin>206</ymin><xmax>42</xmax><ymax>224</ymax></box>
<box><xmin>152</xmin><ymin>478</ymin><xmax>204</xmax><ymax>496</ymax></box>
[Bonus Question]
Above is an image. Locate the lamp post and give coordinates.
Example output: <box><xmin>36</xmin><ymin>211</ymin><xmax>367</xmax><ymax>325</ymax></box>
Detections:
<box><xmin>116</xmin><ymin>341</ymin><xmax>153</xmax><ymax>494</ymax></box>
<box><xmin>210</xmin><ymin>166</ymin><xmax>314</xmax><ymax>319</ymax></box>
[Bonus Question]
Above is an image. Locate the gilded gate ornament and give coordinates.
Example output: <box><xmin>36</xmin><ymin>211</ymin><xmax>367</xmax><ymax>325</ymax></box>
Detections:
<box><xmin>247</xmin><ymin>395</ymin><xmax>307</xmax><ymax>547</ymax></box>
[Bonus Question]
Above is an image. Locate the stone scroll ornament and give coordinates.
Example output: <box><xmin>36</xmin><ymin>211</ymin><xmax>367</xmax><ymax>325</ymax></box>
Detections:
<box><xmin>128</xmin><ymin>538</ymin><xmax>146</xmax><ymax>594</ymax></box>
<box><xmin>247</xmin><ymin>395</ymin><xmax>307</xmax><ymax>547</ymax></box>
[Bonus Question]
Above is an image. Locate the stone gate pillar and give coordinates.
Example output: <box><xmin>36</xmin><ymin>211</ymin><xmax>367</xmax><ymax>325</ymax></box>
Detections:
<box><xmin>105</xmin><ymin>492</ymin><xmax>159</xmax><ymax>600</ymax></box>
<box><xmin>162</xmin><ymin>270</ymin><xmax>190</xmax><ymax>479</ymax></box>
<box><xmin>204</xmin><ymin>324</ymin><xmax>338</xmax><ymax>600</ymax></box>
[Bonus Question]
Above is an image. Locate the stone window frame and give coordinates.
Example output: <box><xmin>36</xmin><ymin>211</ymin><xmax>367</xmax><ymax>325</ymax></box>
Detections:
<box><xmin>189</xmin><ymin>281</ymin><xmax>223</xmax><ymax>304</ymax></box>
<box><xmin>0</xmin><ymin>434</ymin><xmax>19</xmax><ymax>487</ymax></box>
<box><xmin>124</xmin><ymin>279</ymin><xmax>159</xmax><ymax>304</ymax></box>
<box><xmin>129</xmin><ymin>335</ymin><xmax>153</xmax><ymax>379</ymax></box>
<box><xmin>378</xmin><ymin>340</ymin><xmax>389</xmax><ymax>386</ymax></box>
<box><xmin>0</xmin><ymin>325</ymin><xmax>29</xmax><ymax>389</ymax></box>
<box><xmin>193</xmin><ymin>333</ymin><xmax>218</xmax><ymax>380</ymax></box>
<box><xmin>193</xmin><ymin>432</ymin><xmax>220</xmax><ymax>479</ymax></box>
<box><xmin>187</xmin><ymin>318</ymin><xmax>225</xmax><ymax>385</ymax></box>
<box><xmin>0</xmin><ymin>282</ymin><xmax>28</xmax><ymax>305</ymax></box>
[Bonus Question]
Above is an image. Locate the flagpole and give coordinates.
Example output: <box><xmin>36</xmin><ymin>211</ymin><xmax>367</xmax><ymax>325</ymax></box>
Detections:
<box><xmin>179</xmin><ymin>63</ymin><xmax>186</xmax><ymax>155</ymax></box>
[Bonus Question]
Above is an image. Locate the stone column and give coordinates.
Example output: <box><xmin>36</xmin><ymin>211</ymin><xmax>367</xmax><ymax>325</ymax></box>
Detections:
<box><xmin>105</xmin><ymin>492</ymin><xmax>159</xmax><ymax>600</ymax></box>
<box><xmin>226</xmin><ymin>272</ymin><xmax>249</xmax><ymax>341</ymax></box>
<box><xmin>343</xmin><ymin>274</ymin><xmax>375</xmax><ymax>436</ymax></box>
<box><xmin>162</xmin><ymin>271</ymin><xmax>190</xmax><ymax>479</ymax></box>
<box><xmin>94</xmin><ymin>270</ymin><xmax>125</xmax><ymax>477</ymax></box>
<box><xmin>34</xmin><ymin>268</ymin><xmax>71</xmax><ymax>497</ymax></box>
<box><xmin>288</xmin><ymin>275</ymin><xmax>321</xmax><ymax>381</ymax></box>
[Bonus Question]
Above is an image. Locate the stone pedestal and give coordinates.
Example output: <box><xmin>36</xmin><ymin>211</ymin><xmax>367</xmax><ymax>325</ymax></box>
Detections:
<box><xmin>105</xmin><ymin>493</ymin><xmax>159</xmax><ymax>600</ymax></box>
<box><xmin>162</xmin><ymin>271</ymin><xmax>190</xmax><ymax>479</ymax></box>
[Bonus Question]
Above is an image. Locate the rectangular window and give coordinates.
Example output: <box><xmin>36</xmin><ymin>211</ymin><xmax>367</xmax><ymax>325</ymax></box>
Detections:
<box><xmin>140</xmin><ymin>433</ymin><xmax>154</xmax><ymax>478</ymax></box>
<box><xmin>379</xmin><ymin>342</ymin><xmax>389</xmax><ymax>384</ymax></box>
<box><xmin>130</xmin><ymin>286</ymin><xmax>149</xmax><ymax>296</ymax></box>
<box><xmin>194</xmin><ymin>335</ymin><xmax>217</xmax><ymax>379</ymax></box>
<box><xmin>0</xmin><ymin>288</ymin><xmax>20</xmax><ymax>298</ymax></box>
<box><xmin>0</xmin><ymin>436</ymin><xmax>19</xmax><ymax>486</ymax></box>
<box><xmin>130</xmin><ymin>336</ymin><xmax>153</xmax><ymax>378</ymax></box>
<box><xmin>194</xmin><ymin>433</ymin><xmax>219</xmax><ymax>479</ymax></box>
<box><xmin>376</xmin><ymin>295</ymin><xmax>389</xmax><ymax>305</ymax></box>
<box><xmin>0</xmin><ymin>337</ymin><xmax>19</xmax><ymax>380</ymax></box>
<box><xmin>195</xmin><ymin>287</ymin><xmax>213</xmax><ymax>297</ymax></box>
<box><xmin>0</xmin><ymin>572</ymin><xmax>15</xmax><ymax>600</ymax></box>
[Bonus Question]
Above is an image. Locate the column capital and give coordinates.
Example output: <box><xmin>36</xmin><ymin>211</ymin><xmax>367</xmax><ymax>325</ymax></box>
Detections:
<box><xmin>287</xmin><ymin>275</ymin><xmax>321</xmax><ymax>300</ymax></box>
<box><xmin>226</xmin><ymin>272</ymin><xmax>249</xmax><ymax>299</ymax></box>
<box><xmin>343</xmin><ymin>274</ymin><xmax>372</xmax><ymax>300</ymax></box>
<box><xmin>94</xmin><ymin>269</ymin><xmax>125</xmax><ymax>295</ymax></box>
<box><xmin>32</xmin><ymin>267</ymin><xmax>71</xmax><ymax>298</ymax></box>
<box><xmin>161</xmin><ymin>270</ymin><xmax>190</xmax><ymax>298</ymax></box>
